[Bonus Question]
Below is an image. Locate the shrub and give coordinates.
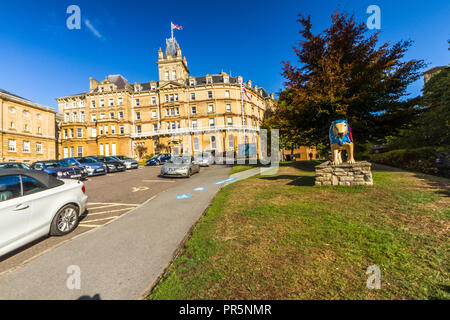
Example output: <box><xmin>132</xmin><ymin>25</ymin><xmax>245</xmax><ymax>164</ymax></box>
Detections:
<box><xmin>369</xmin><ymin>146</ymin><xmax>449</xmax><ymax>178</ymax></box>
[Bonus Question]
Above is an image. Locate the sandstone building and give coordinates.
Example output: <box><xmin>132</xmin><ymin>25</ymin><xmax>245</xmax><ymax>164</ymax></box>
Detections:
<box><xmin>56</xmin><ymin>37</ymin><xmax>275</xmax><ymax>159</ymax></box>
<box><xmin>0</xmin><ymin>89</ymin><xmax>57</xmax><ymax>163</ymax></box>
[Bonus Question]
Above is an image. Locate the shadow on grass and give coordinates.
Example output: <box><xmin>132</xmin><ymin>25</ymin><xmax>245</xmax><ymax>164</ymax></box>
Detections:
<box><xmin>260</xmin><ymin>174</ymin><xmax>315</xmax><ymax>186</ymax></box>
<box><xmin>280</xmin><ymin>160</ymin><xmax>322</xmax><ymax>172</ymax></box>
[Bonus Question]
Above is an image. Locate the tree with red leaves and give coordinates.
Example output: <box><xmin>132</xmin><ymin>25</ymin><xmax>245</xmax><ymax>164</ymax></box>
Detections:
<box><xmin>270</xmin><ymin>11</ymin><xmax>425</xmax><ymax>153</ymax></box>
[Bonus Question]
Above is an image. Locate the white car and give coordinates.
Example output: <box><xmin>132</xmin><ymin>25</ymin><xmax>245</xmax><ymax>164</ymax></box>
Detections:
<box><xmin>194</xmin><ymin>152</ymin><xmax>215</xmax><ymax>167</ymax></box>
<box><xmin>0</xmin><ymin>169</ymin><xmax>88</xmax><ymax>257</ymax></box>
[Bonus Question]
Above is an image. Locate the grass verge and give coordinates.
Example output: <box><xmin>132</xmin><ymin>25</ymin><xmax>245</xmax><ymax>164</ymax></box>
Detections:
<box><xmin>149</xmin><ymin>161</ymin><xmax>449</xmax><ymax>299</ymax></box>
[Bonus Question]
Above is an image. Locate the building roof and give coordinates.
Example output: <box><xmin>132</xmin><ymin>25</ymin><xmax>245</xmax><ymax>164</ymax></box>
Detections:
<box><xmin>0</xmin><ymin>89</ymin><xmax>30</xmax><ymax>101</ymax></box>
<box><xmin>0</xmin><ymin>89</ymin><xmax>55</xmax><ymax>113</ymax></box>
<box><xmin>106</xmin><ymin>74</ymin><xmax>130</xmax><ymax>90</ymax></box>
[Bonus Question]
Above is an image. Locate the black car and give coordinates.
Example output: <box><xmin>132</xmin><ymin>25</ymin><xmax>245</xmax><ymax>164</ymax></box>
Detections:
<box><xmin>91</xmin><ymin>156</ymin><xmax>126</xmax><ymax>173</ymax></box>
<box><xmin>0</xmin><ymin>162</ymin><xmax>31</xmax><ymax>169</ymax></box>
<box><xmin>31</xmin><ymin>160</ymin><xmax>88</xmax><ymax>180</ymax></box>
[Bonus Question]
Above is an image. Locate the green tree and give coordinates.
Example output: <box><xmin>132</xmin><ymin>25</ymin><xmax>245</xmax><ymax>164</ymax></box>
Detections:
<box><xmin>268</xmin><ymin>11</ymin><xmax>425</xmax><ymax>149</ymax></box>
<box><xmin>389</xmin><ymin>67</ymin><xmax>450</xmax><ymax>148</ymax></box>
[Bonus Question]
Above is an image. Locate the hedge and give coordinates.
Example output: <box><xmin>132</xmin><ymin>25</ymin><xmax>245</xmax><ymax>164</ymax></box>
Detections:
<box><xmin>368</xmin><ymin>146</ymin><xmax>449</xmax><ymax>178</ymax></box>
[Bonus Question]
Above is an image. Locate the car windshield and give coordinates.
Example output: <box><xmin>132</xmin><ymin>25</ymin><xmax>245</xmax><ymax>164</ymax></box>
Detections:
<box><xmin>119</xmin><ymin>156</ymin><xmax>132</xmax><ymax>160</ymax></box>
<box><xmin>0</xmin><ymin>163</ymin><xmax>29</xmax><ymax>169</ymax></box>
<box><xmin>43</xmin><ymin>161</ymin><xmax>61</xmax><ymax>168</ymax></box>
<box><xmin>77</xmin><ymin>157</ymin><xmax>98</xmax><ymax>163</ymax></box>
<box><xmin>57</xmin><ymin>159</ymin><xmax>72</xmax><ymax>167</ymax></box>
<box><xmin>104</xmin><ymin>157</ymin><xmax>116</xmax><ymax>162</ymax></box>
<box><xmin>168</xmin><ymin>156</ymin><xmax>191</xmax><ymax>164</ymax></box>
<box><xmin>195</xmin><ymin>153</ymin><xmax>211</xmax><ymax>159</ymax></box>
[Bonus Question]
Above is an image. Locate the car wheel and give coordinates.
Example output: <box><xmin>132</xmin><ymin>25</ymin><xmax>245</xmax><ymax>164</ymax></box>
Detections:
<box><xmin>186</xmin><ymin>169</ymin><xmax>192</xmax><ymax>178</ymax></box>
<box><xmin>157</xmin><ymin>160</ymin><xmax>161</xmax><ymax>165</ymax></box>
<box><xmin>50</xmin><ymin>204</ymin><xmax>79</xmax><ymax>236</ymax></box>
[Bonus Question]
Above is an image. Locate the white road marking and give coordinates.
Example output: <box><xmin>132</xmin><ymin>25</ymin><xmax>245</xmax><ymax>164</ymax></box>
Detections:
<box><xmin>87</xmin><ymin>202</ymin><xmax>140</xmax><ymax>206</ymax></box>
<box><xmin>132</xmin><ymin>186</ymin><xmax>149</xmax><ymax>192</ymax></box>
<box><xmin>78</xmin><ymin>224</ymin><xmax>102</xmax><ymax>228</ymax></box>
<box><xmin>87</xmin><ymin>203</ymin><xmax>139</xmax><ymax>210</ymax></box>
<box><xmin>85</xmin><ymin>208</ymin><xmax>132</xmax><ymax>216</ymax></box>
<box><xmin>81</xmin><ymin>216</ymin><xmax>119</xmax><ymax>223</ymax></box>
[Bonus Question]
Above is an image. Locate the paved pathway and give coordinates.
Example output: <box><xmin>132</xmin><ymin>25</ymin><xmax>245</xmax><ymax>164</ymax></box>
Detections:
<box><xmin>0</xmin><ymin>165</ymin><xmax>265</xmax><ymax>299</ymax></box>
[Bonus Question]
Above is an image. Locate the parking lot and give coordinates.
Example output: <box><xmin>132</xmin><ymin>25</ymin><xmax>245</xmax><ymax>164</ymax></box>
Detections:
<box><xmin>0</xmin><ymin>165</ymin><xmax>194</xmax><ymax>274</ymax></box>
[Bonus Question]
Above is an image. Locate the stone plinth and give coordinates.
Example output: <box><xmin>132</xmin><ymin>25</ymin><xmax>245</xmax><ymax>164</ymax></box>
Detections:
<box><xmin>315</xmin><ymin>161</ymin><xmax>373</xmax><ymax>186</ymax></box>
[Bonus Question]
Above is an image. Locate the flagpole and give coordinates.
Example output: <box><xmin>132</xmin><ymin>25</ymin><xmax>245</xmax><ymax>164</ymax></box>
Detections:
<box><xmin>171</xmin><ymin>22</ymin><xmax>173</xmax><ymax>39</ymax></box>
<box><xmin>241</xmin><ymin>81</ymin><xmax>246</xmax><ymax>156</ymax></box>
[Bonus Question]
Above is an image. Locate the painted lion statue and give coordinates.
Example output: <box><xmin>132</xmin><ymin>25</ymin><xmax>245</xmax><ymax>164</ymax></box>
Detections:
<box><xmin>329</xmin><ymin>120</ymin><xmax>355</xmax><ymax>165</ymax></box>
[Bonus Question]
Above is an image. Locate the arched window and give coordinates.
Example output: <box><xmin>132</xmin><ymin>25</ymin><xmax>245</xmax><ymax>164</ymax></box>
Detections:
<box><xmin>211</xmin><ymin>136</ymin><xmax>216</xmax><ymax>149</ymax></box>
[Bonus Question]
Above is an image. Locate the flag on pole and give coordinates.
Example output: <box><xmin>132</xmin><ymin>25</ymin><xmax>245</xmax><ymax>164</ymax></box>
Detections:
<box><xmin>241</xmin><ymin>82</ymin><xmax>252</xmax><ymax>100</ymax></box>
<box><xmin>171</xmin><ymin>22</ymin><xmax>183</xmax><ymax>30</ymax></box>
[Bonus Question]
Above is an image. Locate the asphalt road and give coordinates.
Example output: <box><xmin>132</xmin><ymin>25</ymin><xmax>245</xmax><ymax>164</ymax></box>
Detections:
<box><xmin>0</xmin><ymin>165</ymin><xmax>235</xmax><ymax>299</ymax></box>
<box><xmin>0</xmin><ymin>165</ymin><xmax>190</xmax><ymax>274</ymax></box>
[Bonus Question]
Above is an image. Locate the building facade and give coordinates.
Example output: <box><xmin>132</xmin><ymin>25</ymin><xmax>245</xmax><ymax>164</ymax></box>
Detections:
<box><xmin>56</xmin><ymin>37</ymin><xmax>274</xmax><ymax>159</ymax></box>
<box><xmin>0</xmin><ymin>89</ymin><xmax>57</xmax><ymax>163</ymax></box>
<box><xmin>283</xmin><ymin>146</ymin><xmax>318</xmax><ymax>161</ymax></box>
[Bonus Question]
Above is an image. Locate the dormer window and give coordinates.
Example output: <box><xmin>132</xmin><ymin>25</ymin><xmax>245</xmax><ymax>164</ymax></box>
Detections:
<box><xmin>151</xmin><ymin>83</ymin><xmax>156</xmax><ymax>90</ymax></box>
<box><xmin>224</xmin><ymin>77</ymin><xmax>229</xmax><ymax>84</ymax></box>
<box><xmin>190</xmin><ymin>79</ymin><xmax>195</xmax><ymax>86</ymax></box>
<box><xmin>100</xmin><ymin>87</ymin><xmax>104</xmax><ymax>92</ymax></box>
<box><xmin>207</xmin><ymin>77</ymin><xmax>212</xmax><ymax>84</ymax></box>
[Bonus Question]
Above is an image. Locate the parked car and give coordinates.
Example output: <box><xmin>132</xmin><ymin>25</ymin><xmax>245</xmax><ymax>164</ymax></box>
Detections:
<box><xmin>111</xmin><ymin>155</ymin><xmax>139</xmax><ymax>169</ymax></box>
<box><xmin>160</xmin><ymin>155</ymin><xmax>200</xmax><ymax>178</ymax></box>
<box><xmin>146</xmin><ymin>153</ymin><xmax>172</xmax><ymax>166</ymax></box>
<box><xmin>60</xmin><ymin>157</ymin><xmax>107</xmax><ymax>176</ymax></box>
<box><xmin>0</xmin><ymin>168</ymin><xmax>88</xmax><ymax>257</ymax></box>
<box><xmin>31</xmin><ymin>160</ymin><xmax>88</xmax><ymax>180</ymax></box>
<box><xmin>194</xmin><ymin>152</ymin><xmax>215</xmax><ymax>167</ymax></box>
<box><xmin>91</xmin><ymin>156</ymin><xmax>126</xmax><ymax>173</ymax></box>
<box><xmin>0</xmin><ymin>162</ymin><xmax>31</xmax><ymax>169</ymax></box>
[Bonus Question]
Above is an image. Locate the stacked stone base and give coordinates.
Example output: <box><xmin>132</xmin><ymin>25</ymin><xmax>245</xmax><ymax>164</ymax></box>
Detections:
<box><xmin>315</xmin><ymin>161</ymin><xmax>373</xmax><ymax>186</ymax></box>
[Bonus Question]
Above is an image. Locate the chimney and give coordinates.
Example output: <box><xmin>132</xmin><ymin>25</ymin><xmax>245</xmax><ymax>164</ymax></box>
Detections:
<box><xmin>89</xmin><ymin>77</ymin><xmax>99</xmax><ymax>91</ymax></box>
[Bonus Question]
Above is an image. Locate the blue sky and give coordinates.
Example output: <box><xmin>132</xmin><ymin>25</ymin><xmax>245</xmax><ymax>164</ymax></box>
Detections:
<box><xmin>0</xmin><ymin>0</ymin><xmax>448</xmax><ymax>110</ymax></box>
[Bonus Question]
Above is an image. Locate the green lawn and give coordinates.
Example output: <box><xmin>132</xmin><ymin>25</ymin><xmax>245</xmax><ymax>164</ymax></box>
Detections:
<box><xmin>149</xmin><ymin>161</ymin><xmax>449</xmax><ymax>300</ymax></box>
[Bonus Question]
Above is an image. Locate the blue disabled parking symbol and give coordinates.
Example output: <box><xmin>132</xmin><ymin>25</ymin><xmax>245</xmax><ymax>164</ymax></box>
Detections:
<box><xmin>176</xmin><ymin>194</ymin><xmax>193</xmax><ymax>200</ymax></box>
<box><xmin>194</xmin><ymin>187</ymin><xmax>208</xmax><ymax>191</ymax></box>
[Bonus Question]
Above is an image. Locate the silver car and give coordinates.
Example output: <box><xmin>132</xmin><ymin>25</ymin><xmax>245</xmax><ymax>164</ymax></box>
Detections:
<box><xmin>112</xmin><ymin>155</ymin><xmax>139</xmax><ymax>169</ymax></box>
<box><xmin>160</xmin><ymin>156</ymin><xmax>200</xmax><ymax>178</ymax></box>
<box><xmin>195</xmin><ymin>152</ymin><xmax>215</xmax><ymax>167</ymax></box>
